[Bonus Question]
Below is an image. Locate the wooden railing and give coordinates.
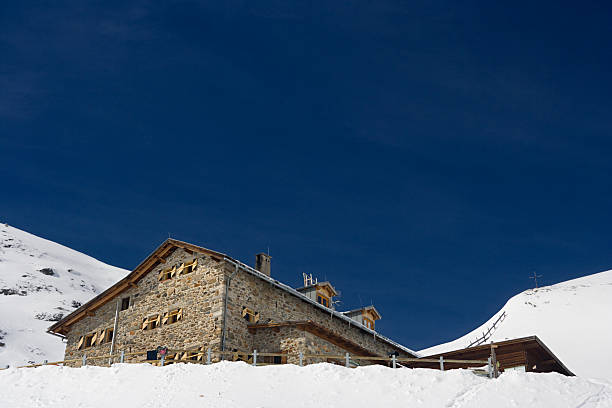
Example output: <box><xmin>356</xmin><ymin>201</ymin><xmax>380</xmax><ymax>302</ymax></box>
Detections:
<box><xmin>0</xmin><ymin>348</ymin><xmax>495</xmax><ymax>377</ymax></box>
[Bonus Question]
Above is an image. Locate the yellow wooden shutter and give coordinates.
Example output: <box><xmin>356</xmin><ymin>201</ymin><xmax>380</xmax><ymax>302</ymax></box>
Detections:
<box><xmin>158</xmin><ymin>269</ymin><xmax>165</xmax><ymax>281</ymax></box>
<box><xmin>192</xmin><ymin>258</ymin><xmax>198</xmax><ymax>270</ymax></box>
<box><xmin>155</xmin><ymin>314</ymin><xmax>161</xmax><ymax>327</ymax></box>
<box><xmin>97</xmin><ymin>330</ymin><xmax>106</xmax><ymax>345</ymax></box>
<box><xmin>254</xmin><ymin>312</ymin><xmax>260</xmax><ymax>323</ymax></box>
<box><xmin>162</xmin><ymin>312</ymin><xmax>169</xmax><ymax>325</ymax></box>
<box><xmin>241</xmin><ymin>307</ymin><xmax>248</xmax><ymax>317</ymax></box>
<box><xmin>91</xmin><ymin>331</ymin><xmax>98</xmax><ymax>345</ymax></box>
<box><xmin>170</xmin><ymin>266</ymin><xmax>177</xmax><ymax>278</ymax></box>
<box><xmin>177</xmin><ymin>308</ymin><xmax>183</xmax><ymax>321</ymax></box>
<box><xmin>142</xmin><ymin>317</ymin><xmax>148</xmax><ymax>330</ymax></box>
<box><xmin>77</xmin><ymin>336</ymin><xmax>84</xmax><ymax>349</ymax></box>
<box><xmin>176</xmin><ymin>263</ymin><xmax>184</xmax><ymax>275</ymax></box>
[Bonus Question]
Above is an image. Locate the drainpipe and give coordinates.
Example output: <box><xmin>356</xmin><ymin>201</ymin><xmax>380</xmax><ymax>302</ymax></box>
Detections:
<box><xmin>221</xmin><ymin>263</ymin><xmax>240</xmax><ymax>356</ymax></box>
<box><xmin>109</xmin><ymin>299</ymin><xmax>120</xmax><ymax>364</ymax></box>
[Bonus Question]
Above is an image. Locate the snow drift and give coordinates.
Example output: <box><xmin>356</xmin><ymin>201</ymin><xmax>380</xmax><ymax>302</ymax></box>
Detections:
<box><xmin>420</xmin><ymin>269</ymin><xmax>612</xmax><ymax>380</ymax></box>
<box><xmin>1</xmin><ymin>362</ymin><xmax>611</xmax><ymax>408</ymax></box>
<box><xmin>0</xmin><ymin>224</ymin><xmax>128</xmax><ymax>366</ymax></box>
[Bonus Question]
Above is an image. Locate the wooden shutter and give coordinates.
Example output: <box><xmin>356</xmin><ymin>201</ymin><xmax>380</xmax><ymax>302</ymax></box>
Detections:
<box><xmin>254</xmin><ymin>312</ymin><xmax>260</xmax><ymax>323</ymax></box>
<box><xmin>155</xmin><ymin>314</ymin><xmax>161</xmax><ymax>327</ymax></box>
<box><xmin>241</xmin><ymin>307</ymin><xmax>248</xmax><ymax>317</ymax></box>
<box><xmin>77</xmin><ymin>336</ymin><xmax>84</xmax><ymax>350</ymax></box>
<box><xmin>177</xmin><ymin>308</ymin><xmax>183</xmax><ymax>321</ymax></box>
<box><xmin>176</xmin><ymin>263</ymin><xmax>184</xmax><ymax>275</ymax></box>
<box><xmin>162</xmin><ymin>312</ymin><xmax>169</xmax><ymax>325</ymax></box>
<box><xmin>91</xmin><ymin>332</ymin><xmax>98</xmax><ymax>345</ymax></box>
<box><xmin>158</xmin><ymin>269</ymin><xmax>165</xmax><ymax>281</ymax></box>
<box><xmin>170</xmin><ymin>266</ymin><xmax>176</xmax><ymax>278</ymax></box>
<box><xmin>97</xmin><ymin>330</ymin><xmax>106</xmax><ymax>345</ymax></box>
<box><xmin>192</xmin><ymin>258</ymin><xmax>198</xmax><ymax>270</ymax></box>
<box><xmin>142</xmin><ymin>317</ymin><xmax>148</xmax><ymax>330</ymax></box>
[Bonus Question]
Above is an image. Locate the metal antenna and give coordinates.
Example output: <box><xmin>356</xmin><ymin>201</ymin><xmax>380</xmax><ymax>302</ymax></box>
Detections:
<box><xmin>530</xmin><ymin>271</ymin><xmax>543</xmax><ymax>289</ymax></box>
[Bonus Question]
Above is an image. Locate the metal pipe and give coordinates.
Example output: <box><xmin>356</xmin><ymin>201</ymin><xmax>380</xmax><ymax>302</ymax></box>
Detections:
<box><xmin>109</xmin><ymin>299</ymin><xmax>120</xmax><ymax>364</ymax></box>
<box><xmin>46</xmin><ymin>330</ymin><xmax>67</xmax><ymax>341</ymax></box>
<box><xmin>221</xmin><ymin>264</ymin><xmax>240</xmax><ymax>354</ymax></box>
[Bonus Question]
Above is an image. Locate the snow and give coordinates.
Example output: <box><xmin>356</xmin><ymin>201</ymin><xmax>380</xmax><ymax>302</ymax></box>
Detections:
<box><xmin>0</xmin><ymin>224</ymin><xmax>128</xmax><ymax>366</ymax></box>
<box><xmin>1</xmin><ymin>362</ymin><xmax>611</xmax><ymax>408</ymax></box>
<box><xmin>420</xmin><ymin>269</ymin><xmax>612</xmax><ymax>380</ymax></box>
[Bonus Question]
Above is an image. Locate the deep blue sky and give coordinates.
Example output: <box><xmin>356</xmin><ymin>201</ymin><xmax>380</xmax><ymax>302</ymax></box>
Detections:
<box><xmin>1</xmin><ymin>1</ymin><xmax>611</xmax><ymax>350</ymax></box>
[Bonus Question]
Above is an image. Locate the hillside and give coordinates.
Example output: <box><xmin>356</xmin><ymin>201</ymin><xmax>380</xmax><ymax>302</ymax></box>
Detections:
<box><xmin>1</xmin><ymin>362</ymin><xmax>611</xmax><ymax>408</ymax></box>
<box><xmin>420</xmin><ymin>269</ymin><xmax>612</xmax><ymax>380</ymax></box>
<box><xmin>0</xmin><ymin>224</ymin><xmax>128</xmax><ymax>366</ymax></box>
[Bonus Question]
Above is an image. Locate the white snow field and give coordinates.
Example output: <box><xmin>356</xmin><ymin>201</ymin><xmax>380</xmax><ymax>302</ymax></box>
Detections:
<box><xmin>1</xmin><ymin>362</ymin><xmax>611</xmax><ymax>408</ymax></box>
<box><xmin>0</xmin><ymin>224</ymin><xmax>128</xmax><ymax>366</ymax></box>
<box><xmin>420</xmin><ymin>269</ymin><xmax>612</xmax><ymax>380</ymax></box>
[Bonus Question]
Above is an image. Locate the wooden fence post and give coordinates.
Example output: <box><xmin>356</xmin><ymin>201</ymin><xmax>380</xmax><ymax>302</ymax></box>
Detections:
<box><xmin>82</xmin><ymin>354</ymin><xmax>87</xmax><ymax>367</ymax></box>
<box><xmin>487</xmin><ymin>357</ymin><xmax>492</xmax><ymax>378</ymax></box>
<box><xmin>490</xmin><ymin>343</ymin><xmax>498</xmax><ymax>378</ymax></box>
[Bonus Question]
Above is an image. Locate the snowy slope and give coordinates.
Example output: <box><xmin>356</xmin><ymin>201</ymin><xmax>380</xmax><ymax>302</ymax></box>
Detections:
<box><xmin>1</xmin><ymin>362</ymin><xmax>611</xmax><ymax>408</ymax></box>
<box><xmin>0</xmin><ymin>224</ymin><xmax>128</xmax><ymax>366</ymax></box>
<box><xmin>420</xmin><ymin>269</ymin><xmax>612</xmax><ymax>380</ymax></box>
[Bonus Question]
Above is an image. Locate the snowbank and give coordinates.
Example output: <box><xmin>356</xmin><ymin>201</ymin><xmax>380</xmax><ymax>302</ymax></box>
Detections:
<box><xmin>1</xmin><ymin>362</ymin><xmax>611</xmax><ymax>408</ymax></box>
<box><xmin>420</xmin><ymin>269</ymin><xmax>612</xmax><ymax>380</ymax></box>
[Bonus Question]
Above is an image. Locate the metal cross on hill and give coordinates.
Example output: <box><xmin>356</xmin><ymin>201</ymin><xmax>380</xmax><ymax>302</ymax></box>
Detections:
<box><xmin>530</xmin><ymin>271</ymin><xmax>543</xmax><ymax>289</ymax></box>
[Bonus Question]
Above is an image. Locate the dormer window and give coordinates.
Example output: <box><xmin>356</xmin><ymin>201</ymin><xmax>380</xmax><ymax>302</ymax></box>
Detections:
<box><xmin>317</xmin><ymin>294</ymin><xmax>330</xmax><ymax>307</ymax></box>
<box><xmin>297</xmin><ymin>279</ymin><xmax>338</xmax><ymax>310</ymax></box>
<box><xmin>343</xmin><ymin>306</ymin><xmax>381</xmax><ymax>330</ymax></box>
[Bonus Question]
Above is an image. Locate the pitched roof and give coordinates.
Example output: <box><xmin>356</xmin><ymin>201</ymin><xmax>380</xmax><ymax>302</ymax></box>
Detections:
<box><xmin>342</xmin><ymin>305</ymin><xmax>382</xmax><ymax>320</ymax></box>
<box><xmin>296</xmin><ymin>281</ymin><xmax>338</xmax><ymax>297</ymax></box>
<box><xmin>47</xmin><ymin>239</ymin><xmax>226</xmax><ymax>335</ymax></box>
<box><xmin>421</xmin><ymin>336</ymin><xmax>574</xmax><ymax>376</ymax></box>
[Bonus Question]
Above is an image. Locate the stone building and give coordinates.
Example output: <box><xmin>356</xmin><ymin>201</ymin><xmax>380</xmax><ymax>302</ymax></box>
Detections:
<box><xmin>48</xmin><ymin>239</ymin><xmax>417</xmax><ymax>366</ymax></box>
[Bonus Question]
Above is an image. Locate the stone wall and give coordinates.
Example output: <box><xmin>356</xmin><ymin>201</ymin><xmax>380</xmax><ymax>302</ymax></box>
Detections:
<box><xmin>63</xmin><ymin>248</ymin><xmax>226</xmax><ymax>365</ymax></box>
<box><xmin>223</xmin><ymin>265</ymin><xmax>411</xmax><ymax>359</ymax></box>
<box><xmin>250</xmin><ymin>326</ymin><xmax>381</xmax><ymax>365</ymax></box>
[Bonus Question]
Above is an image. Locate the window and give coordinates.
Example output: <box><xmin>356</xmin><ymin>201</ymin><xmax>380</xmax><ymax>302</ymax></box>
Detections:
<box><xmin>98</xmin><ymin>328</ymin><xmax>114</xmax><ymax>344</ymax></box>
<box><xmin>142</xmin><ymin>314</ymin><xmax>161</xmax><ymax>330</ymax></box>
<box><xmin>363</xmin><ymin>317</ymin><xmax>375</xmax><ymax>330</ymax></box>
<box><xmin>120</xmin><ymin>297</ymin><xmax>130</xmax><ymax>311</ymax></box>
<box><xmin>83</xmin><ymin>332</ymin><xmax>96</xmax><ymax>348</ymax></box>
<box><xmin>317</xmin><ymin>294</ymin><xmax>330</xmax><ymax>307</ymax></box>
<box><xmin>180</xmin><ymin>259</ymin><xmax>197</xmax><ymax>275</ymax></box>
<box><xmin>241</xmin><ymin>307</ymin><xmax>259</xmax><ymax>323</ymax></box>
<box><xmin>162</xmin><ymin>308</ymin><xmax>183</xmax><ymax>325</ymax></box>
<box><xmin>158</xmin><ymin>266</ymin><xmax>176</xmax><ymax>282</ymax></box>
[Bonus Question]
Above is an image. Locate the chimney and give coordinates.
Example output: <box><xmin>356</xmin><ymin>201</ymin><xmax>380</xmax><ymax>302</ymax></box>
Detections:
<box><xmin>255</xmin><ymin>253</ymin><xmax>271</xmax><ymax>277</ymax></box>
